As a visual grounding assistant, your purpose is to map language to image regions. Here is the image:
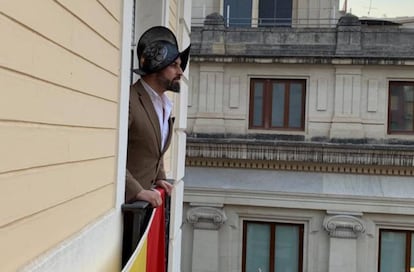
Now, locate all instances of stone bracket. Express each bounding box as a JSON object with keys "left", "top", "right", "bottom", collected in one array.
[
  {"left": 187, "top": 206, "right": 227, "bottom": 230},
  {"left": 323, "top": 214, "right": 365, "bottom": 239}
]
